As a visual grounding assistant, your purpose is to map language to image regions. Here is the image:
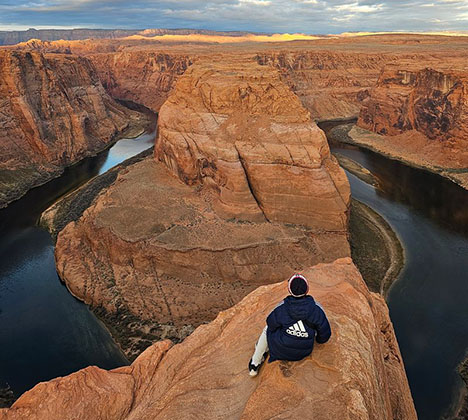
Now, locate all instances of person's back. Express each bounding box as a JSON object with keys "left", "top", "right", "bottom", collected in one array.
[{"left": 249, "top": 274, "right": 331, "bottom": 376}]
